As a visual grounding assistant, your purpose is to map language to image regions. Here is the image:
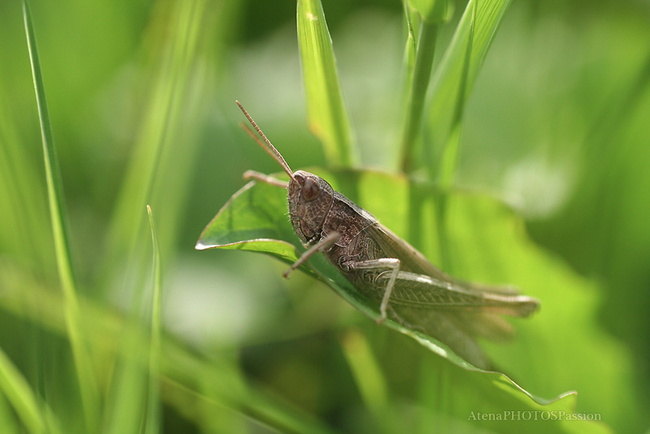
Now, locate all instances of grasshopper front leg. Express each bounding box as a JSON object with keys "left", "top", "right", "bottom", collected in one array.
[
  {"left": 244, "top": 170, "right": 289, "bottom": 188},
  {"left": 345, "top": 258, "right": 401, "bottom": 324},
  {"left": 244, "top": 170, "right": 345, "bottom": 279},
  {"left": 283, "top": 231, "right": 342, "bottom": 278}
]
